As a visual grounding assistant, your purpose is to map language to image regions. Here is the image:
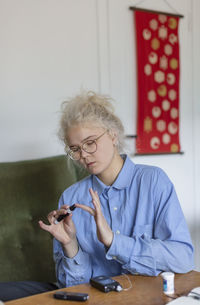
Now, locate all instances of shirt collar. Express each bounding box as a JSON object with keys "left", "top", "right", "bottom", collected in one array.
[
  {"left": 112, "top": 154, "right": 135, "bottom": 190},
  {"left": 92, "top": 154, "right": 135, "bottom": 195}
]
